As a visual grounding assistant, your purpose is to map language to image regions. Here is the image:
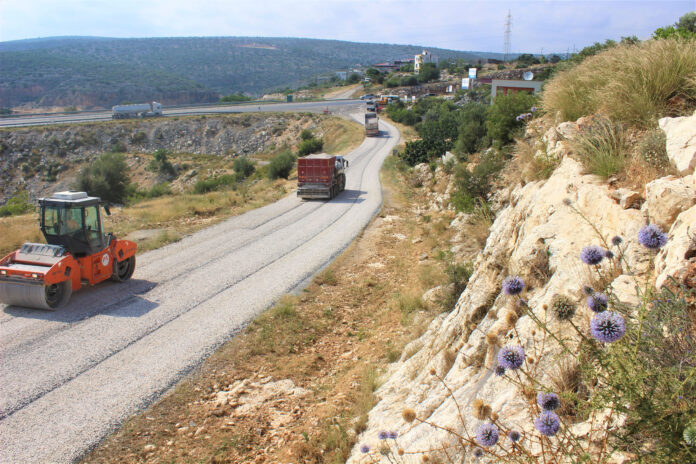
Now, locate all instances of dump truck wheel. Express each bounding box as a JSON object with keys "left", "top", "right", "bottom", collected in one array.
[
  {"left": 111, "top": 256, "right": 136, "bottom": 282},
  {"left": 339, "top": 174, "right": 346, "bottom": 192},
  {"left": 44, "top": 281, "right": 72, "bottom": 309}
]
